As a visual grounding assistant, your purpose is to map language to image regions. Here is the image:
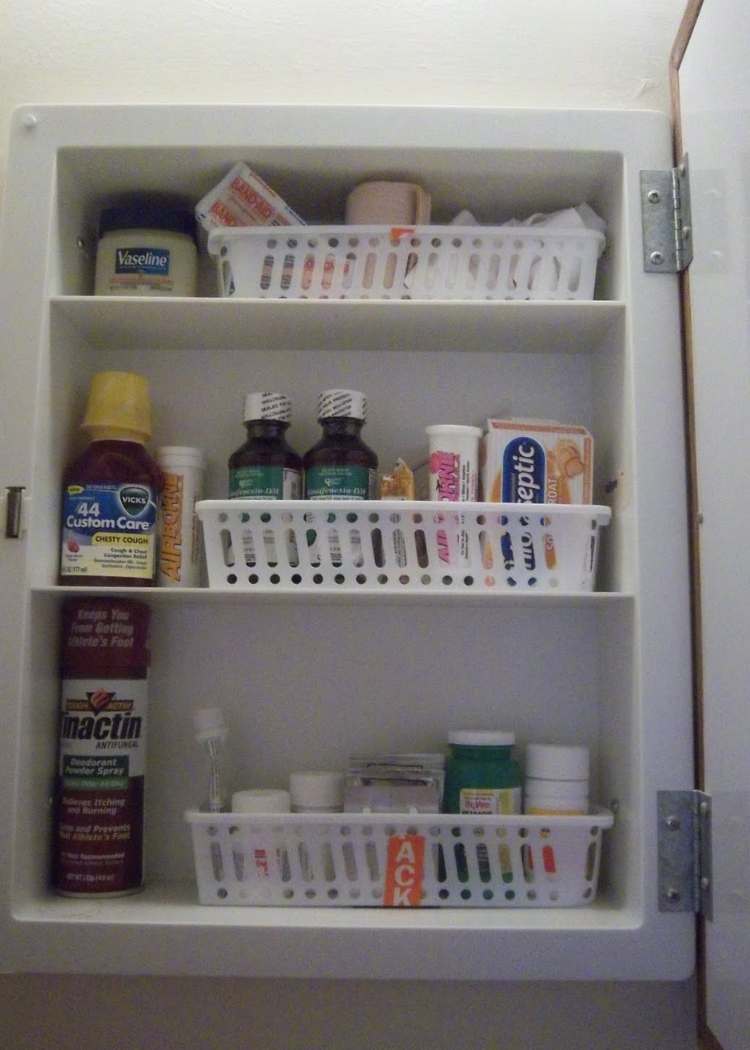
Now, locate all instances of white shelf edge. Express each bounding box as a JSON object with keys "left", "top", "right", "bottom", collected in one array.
[
  {"left": 13, "top": 881, "right": 637, "bottom": 931},
  {"left": 50, "top": 296, "right": 626, "bottom": 354},
  {"left": 32, "top": 586, "right": 634, "bottom": 607}
]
